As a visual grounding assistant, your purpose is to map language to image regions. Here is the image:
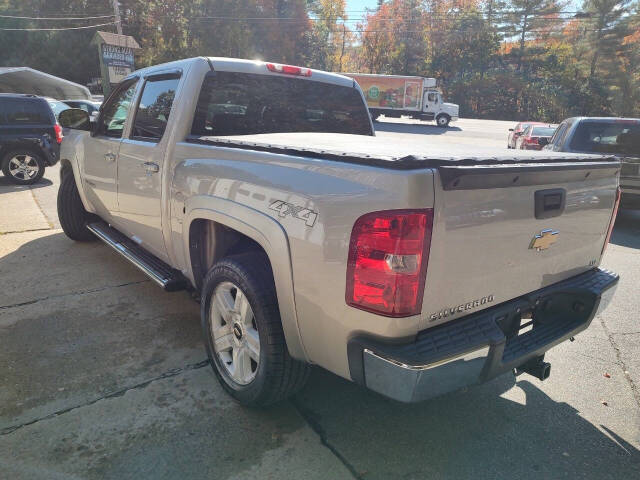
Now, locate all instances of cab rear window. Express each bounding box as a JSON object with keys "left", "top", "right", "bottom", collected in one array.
[
  {"left": 191, "top": 72, "right": 372, "bottom": 136},
  {"left": 570, "top": 121, "right": 640, "bottom": 156}
]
